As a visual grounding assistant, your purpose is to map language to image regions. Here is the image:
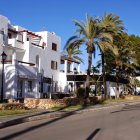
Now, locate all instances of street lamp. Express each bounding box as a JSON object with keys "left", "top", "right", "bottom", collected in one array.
[{"left": 1, "top": 51, "right": 7, "bottom": 102}]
